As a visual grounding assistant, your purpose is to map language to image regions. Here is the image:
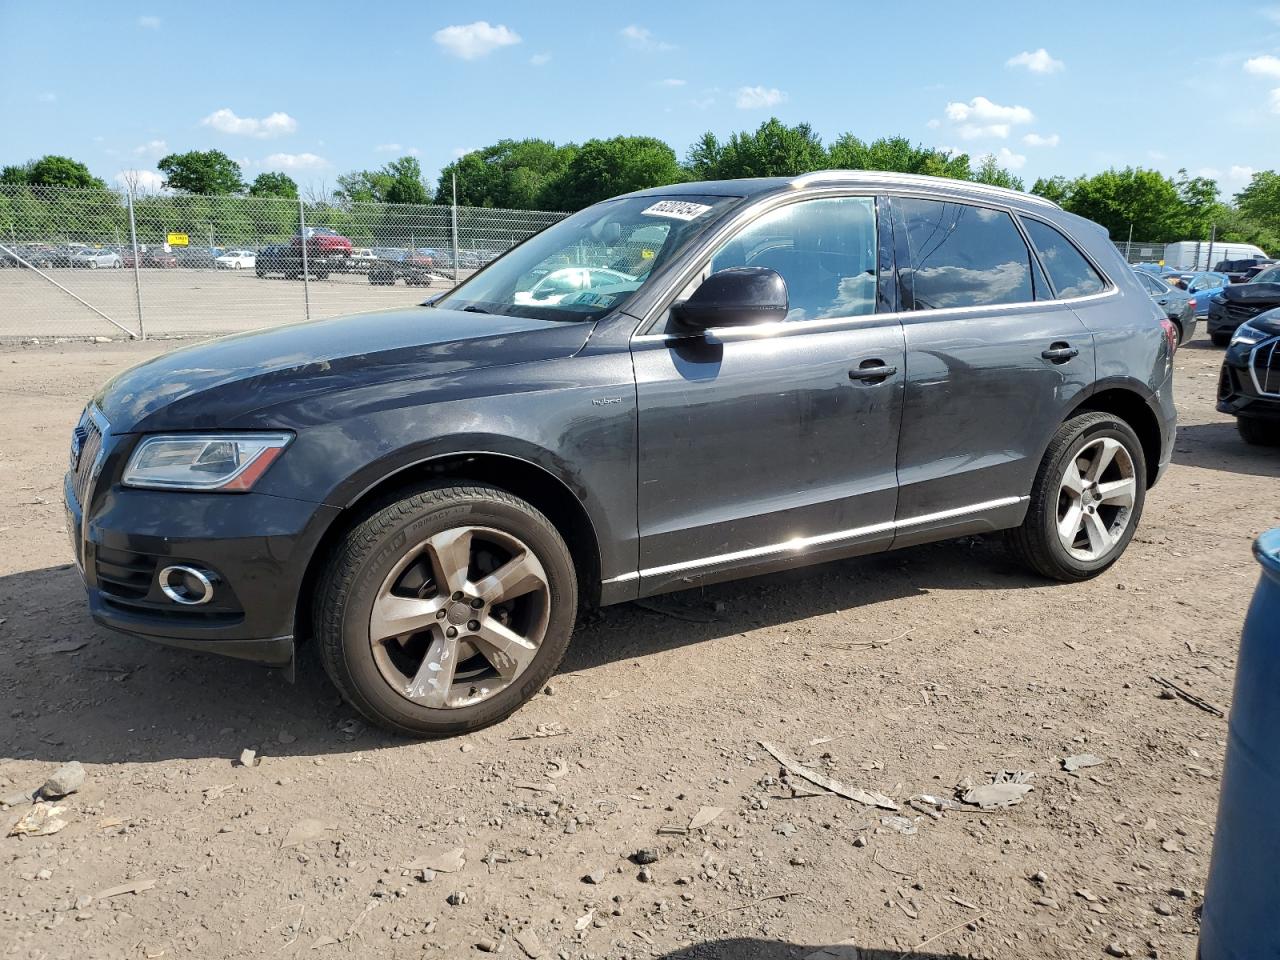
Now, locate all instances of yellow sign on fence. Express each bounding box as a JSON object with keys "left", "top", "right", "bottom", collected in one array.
[{"left": 166, "top": 232, "right": 189, "bottom": 247}]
